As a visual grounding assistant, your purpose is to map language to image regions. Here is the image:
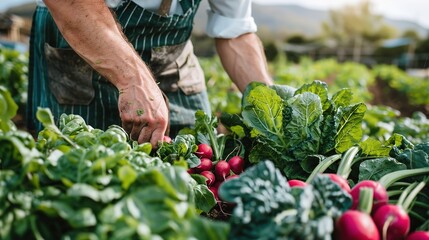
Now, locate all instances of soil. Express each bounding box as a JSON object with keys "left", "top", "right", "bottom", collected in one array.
[
  {"left": 368, "top": 78, "right": 429, "bottom": 117},
  {"left": 202, "top": 202, "right": 235, "bottom": 221}
]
